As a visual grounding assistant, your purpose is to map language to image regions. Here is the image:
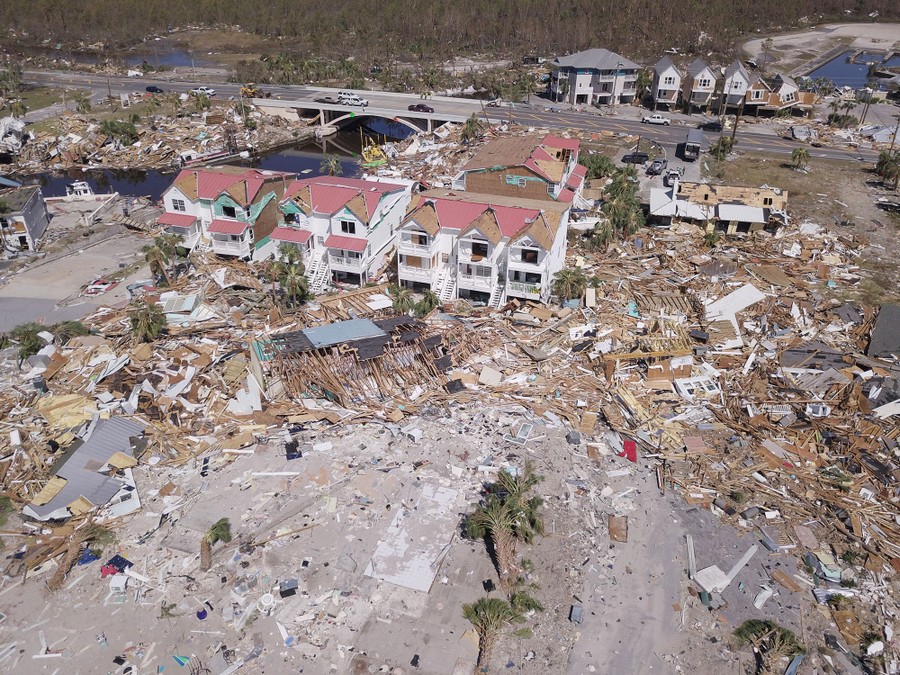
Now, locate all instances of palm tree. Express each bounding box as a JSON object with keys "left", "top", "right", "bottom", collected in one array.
[
  {"left": 143, "top": 243, "right": 171, "bottom": 286},
  {"left": 193, "top": 94, "right": 211, "bottom": 113},
  {"left": 388, "top": 283, "right": 414, "bottom": 314},
  {"left": 169, "top": 93, "right": 183, "bottom": 117},
  {"left": 791, "top": 147, "right": 810, "bottom": 169},
  {"left": 9, "top": 98, "right": 26, "bottom": 118},
  {"left": 319, "top": 154, "right": 343, "bottom": 176},
  {"left": 463, "top": 597, "right": 525, "bottom": 669},
  {"left": 129, "top": 301, "right": 167, "bottom": 344},
  {"left": 586, "top": 222, "right": 615, "bottom": 250},
  {"left": 634, "top": 69, "right": 652, "bottom": 105},
  {"left": 413, "top": 289, "right": 440, "bottom": 317},
  {"left": 582, "top": 153, "right": 615, "bottom": 180},
  {"left": 875, "top": 150, "right": 900, "bottom": 189},
  {"left": 9, "top": 322, "right": 44, "bottom": 364},
  {"left": 460, "top": 113, "right": 481, "bottom": 143},
  {"left": 280, "top": 263, "right": 309, "bottom": 307},
  {"left": 154, "top": 233, "right": 182, "bottom": 273},
  {"left": 52, "top": 320, "right": 89, "bottom": 343},
  {"left": 74, "top": 91, "right": 91, "bottom": 114},
  {"left": 199, "top": 518, "right": 232, "bottom": 572},
  {"left": 552, "top": 267, "right": 587, "bottom": 302},
  {"left": 733, "top": 619, "right": 804, "bottom": 675},
  {"left": 467, "top": 496, "right": 520, "bottom": 582},
  {"left": 603, "top": 198, "right": 644, "bottom": 236},
  {"left": 278, "top": 242, "right": 305, "bottom": 271}
]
